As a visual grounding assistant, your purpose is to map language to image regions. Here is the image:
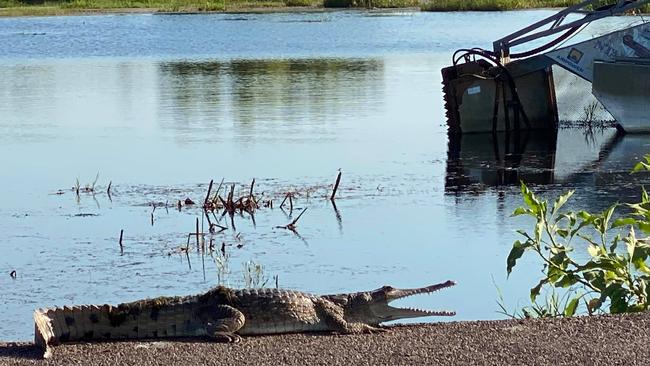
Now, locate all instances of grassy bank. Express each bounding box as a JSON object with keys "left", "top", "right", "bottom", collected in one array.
[
  {"left": 421, "top": 0, "right": 578, "bottom": 12},
  {"left": 1, "top": 0, "right": 644, "bottom": 16},
  {"left": 421, "top": 0, "right": 649, "bottom": 12},
  {"left": 0, "top": 0, "right": 316, "bottom": 16}
]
